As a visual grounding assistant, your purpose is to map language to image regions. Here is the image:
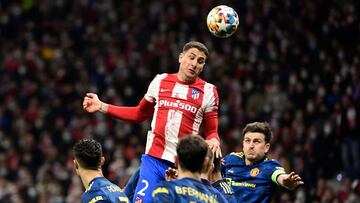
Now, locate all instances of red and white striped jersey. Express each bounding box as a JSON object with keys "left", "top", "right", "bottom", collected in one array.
[{"left": 144, "top": 73, "right": 219, "bottom": 163}]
